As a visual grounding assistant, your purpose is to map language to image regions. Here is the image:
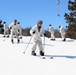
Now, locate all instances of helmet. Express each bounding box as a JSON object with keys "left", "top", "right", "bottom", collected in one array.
[
  {"left": 59, "top": 26, "right": 61, "bottom": 28},
  {"left": 37, "top": 20, "right": 43, "bottom": 24},
  {"left": 3, "top": 22, "right": 6, "bottom": 24},
  {"left": 14, "top": 19, "right": 17, "bottom": 22},
  {"left": 49, "top": 24, "right": 52, "bottom": 26}
]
